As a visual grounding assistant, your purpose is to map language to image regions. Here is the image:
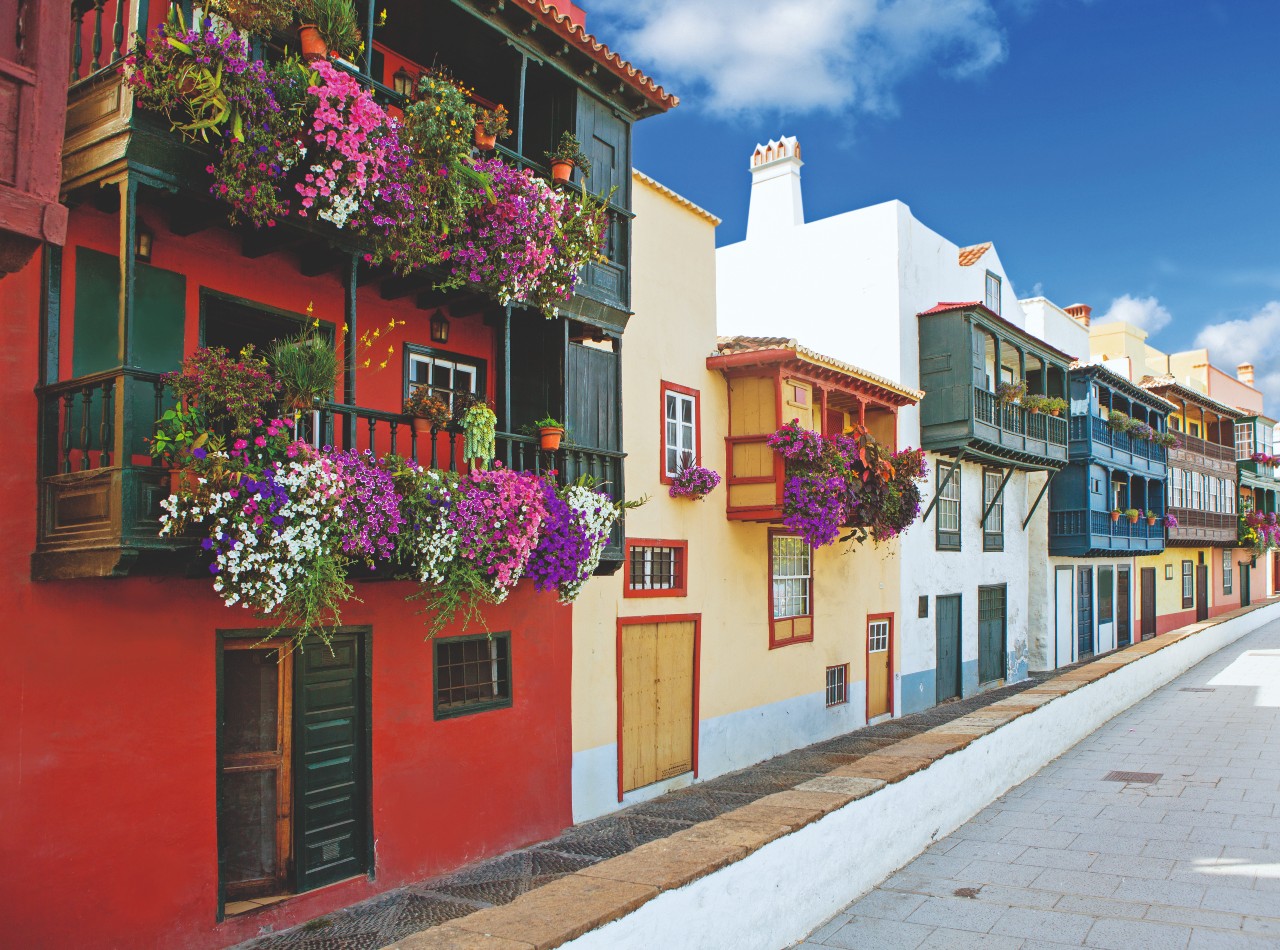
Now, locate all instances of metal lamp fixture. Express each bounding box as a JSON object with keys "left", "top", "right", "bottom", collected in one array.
[
  {"left": 392, "top": 67, "right": 413, "bottom": 98},
  {"left": 135, "top": 224, "right": 153, "bottom": 263},
  {"left": 430, "top": 312, "right": 449, "bottom": 344}
]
